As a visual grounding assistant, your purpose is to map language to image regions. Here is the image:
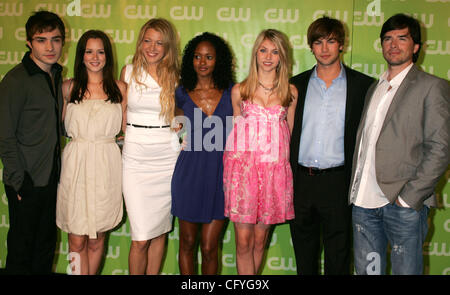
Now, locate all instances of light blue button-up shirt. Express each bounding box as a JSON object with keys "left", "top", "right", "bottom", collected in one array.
[{"left": 298, "top": 64, "right": 347, "bottom": 169}]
